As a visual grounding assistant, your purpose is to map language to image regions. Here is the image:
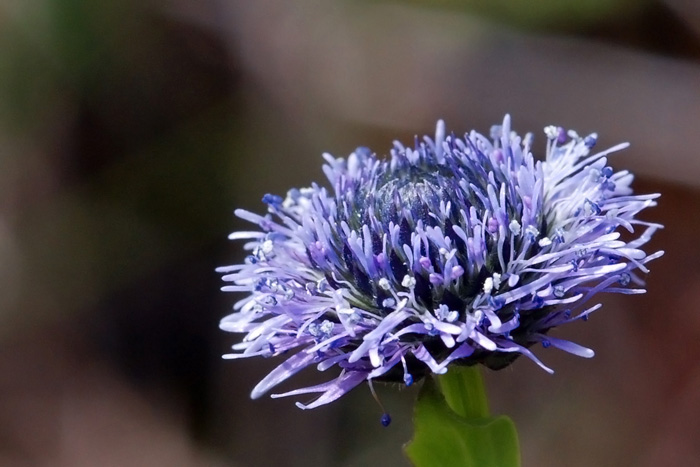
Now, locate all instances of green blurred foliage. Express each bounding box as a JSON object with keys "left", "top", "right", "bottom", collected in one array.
[
  {"left": 383, "top": 0, "right": 650, "bottom": 30},
  {"left": 0, "top": 0, "right": 240, "bottom": 336},
  {"left": 0, "top": 0, "right": 124, "bottom": 132}
]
